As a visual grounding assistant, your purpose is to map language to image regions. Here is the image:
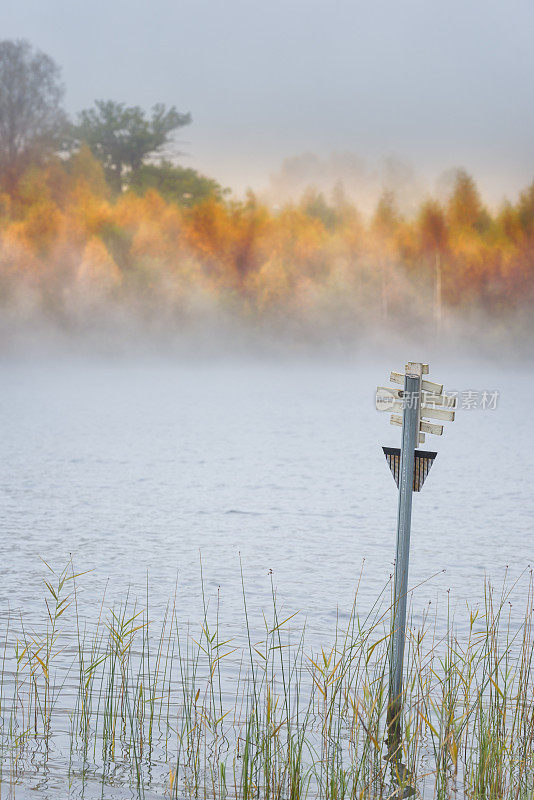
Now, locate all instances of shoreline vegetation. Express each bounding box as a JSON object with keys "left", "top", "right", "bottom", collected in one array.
[{"left": 1, "top": 562, "right": 532, "bottom": 799}]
